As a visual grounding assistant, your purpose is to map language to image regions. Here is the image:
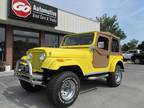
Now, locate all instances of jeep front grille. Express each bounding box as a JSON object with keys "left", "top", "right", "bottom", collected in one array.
[{"left": 32, "top": 52, "right": 41, "bottom": 70}]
